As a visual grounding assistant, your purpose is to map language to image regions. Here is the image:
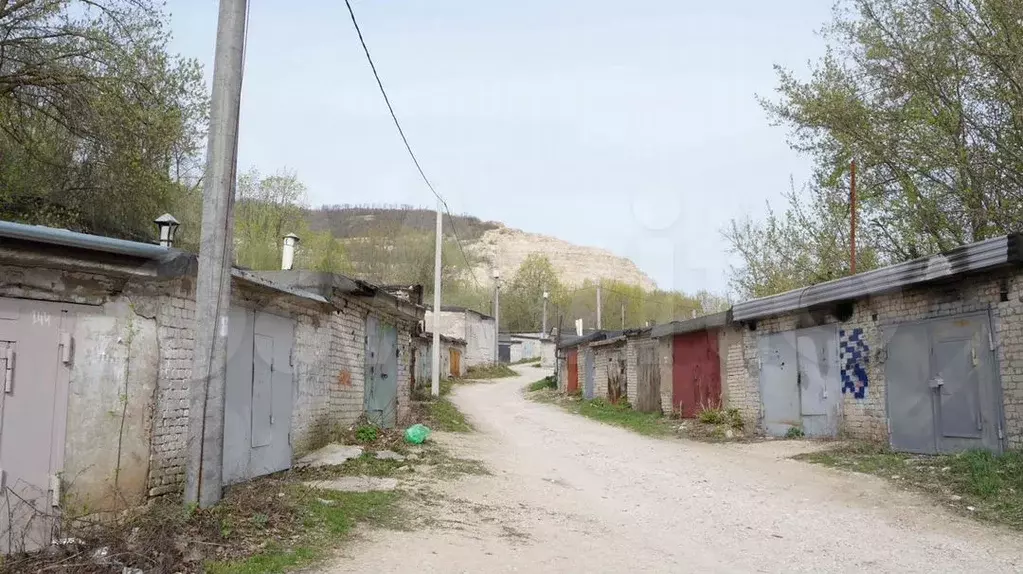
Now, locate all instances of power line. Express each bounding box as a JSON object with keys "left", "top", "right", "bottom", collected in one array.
[{"left": 342, "top": 0, "right": 484, "bottom": 291}]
